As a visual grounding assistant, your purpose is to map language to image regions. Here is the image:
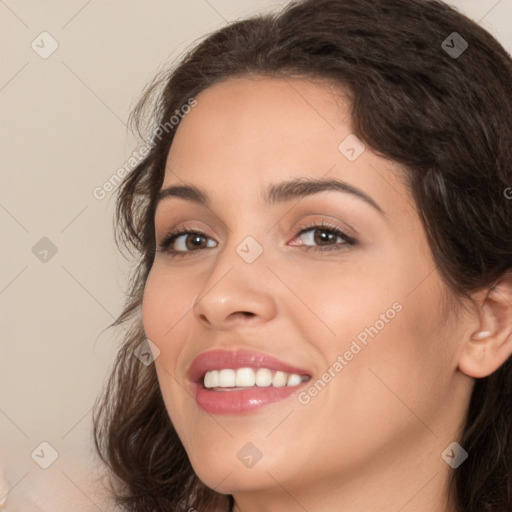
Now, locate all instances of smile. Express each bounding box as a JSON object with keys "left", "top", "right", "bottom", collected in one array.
[{"left": 188, "top": 349, "right": 312, "bottom": 414}]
